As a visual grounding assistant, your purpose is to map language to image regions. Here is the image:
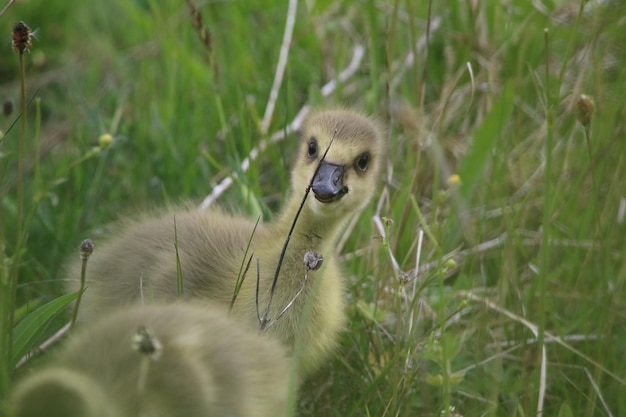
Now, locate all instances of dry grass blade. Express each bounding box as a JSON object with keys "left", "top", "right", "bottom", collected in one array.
[
  {"left": 259, "top": 130, "right": 337, "bottom": 329},
  {"left": 462, "top": 291, "right": 626, "bottom": 387},
  {"left": 185, "top": 0, "right": 218, "bottom": 81},
  {"left": 0, "top": 0, "right": 16, "bottom": 17}
]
